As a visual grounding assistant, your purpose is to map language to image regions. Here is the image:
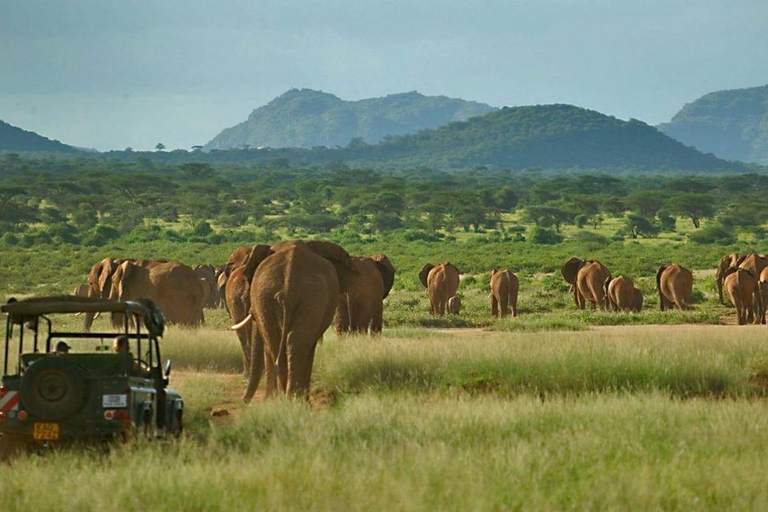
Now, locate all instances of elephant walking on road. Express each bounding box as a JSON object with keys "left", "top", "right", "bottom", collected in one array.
[
  {"left": 419, "top": 263, "right": 460, "bottom": 315},
  {"left": 657, "top": 264, "right": 693, "bottom": 311},
  {"left": 238, "top": 240, "right": 356, "bottom": 401},
  {"left": 490, "top": 269, "right": 519, "bottom": 318}
]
